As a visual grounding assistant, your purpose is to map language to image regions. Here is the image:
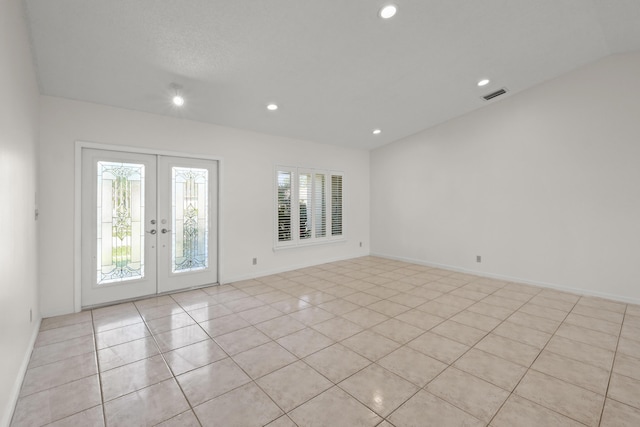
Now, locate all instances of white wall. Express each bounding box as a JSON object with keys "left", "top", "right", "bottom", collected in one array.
[
  {"left": 38, "top": 97, "right": 370, "bottom": 316},
  {"left": 0, "top": 0, "right": 41, "bottom": 424},
  {"left": 371, "top": 53, "right": 640, "bottom": 303}
]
